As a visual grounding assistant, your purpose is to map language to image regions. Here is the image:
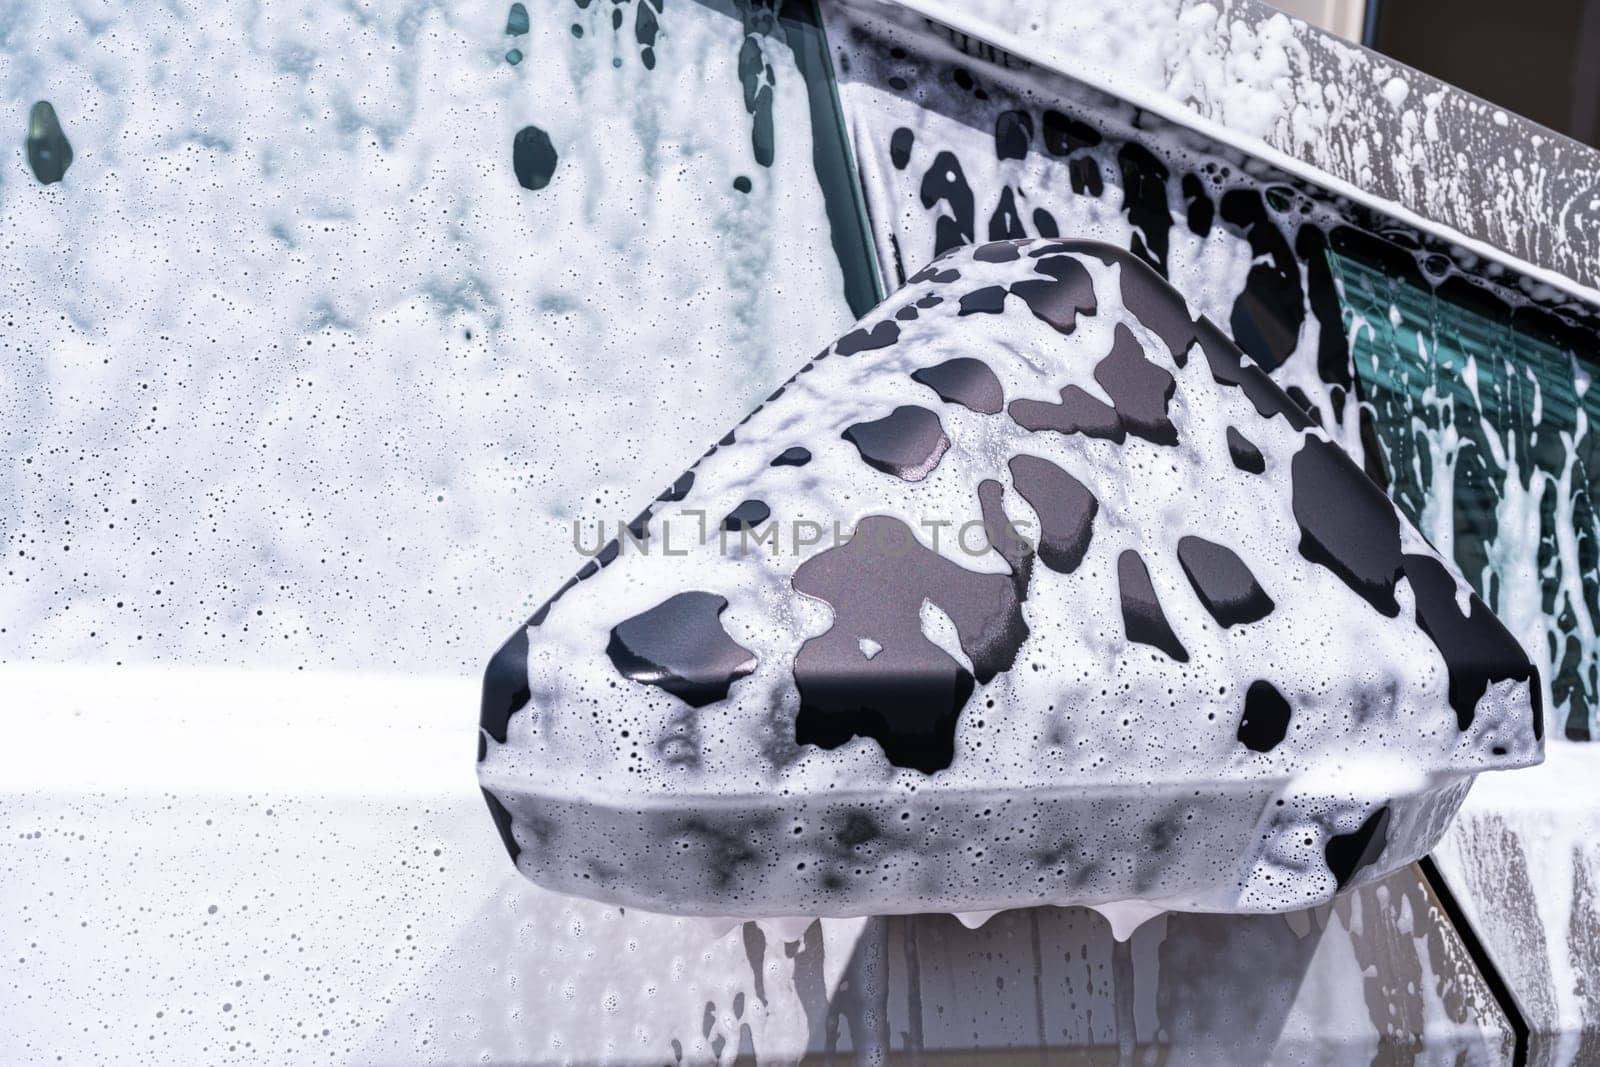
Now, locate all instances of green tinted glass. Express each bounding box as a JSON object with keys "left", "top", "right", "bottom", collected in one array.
[{"left": 1334, "top": 252, "right": 1600, "bottom": 740}]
